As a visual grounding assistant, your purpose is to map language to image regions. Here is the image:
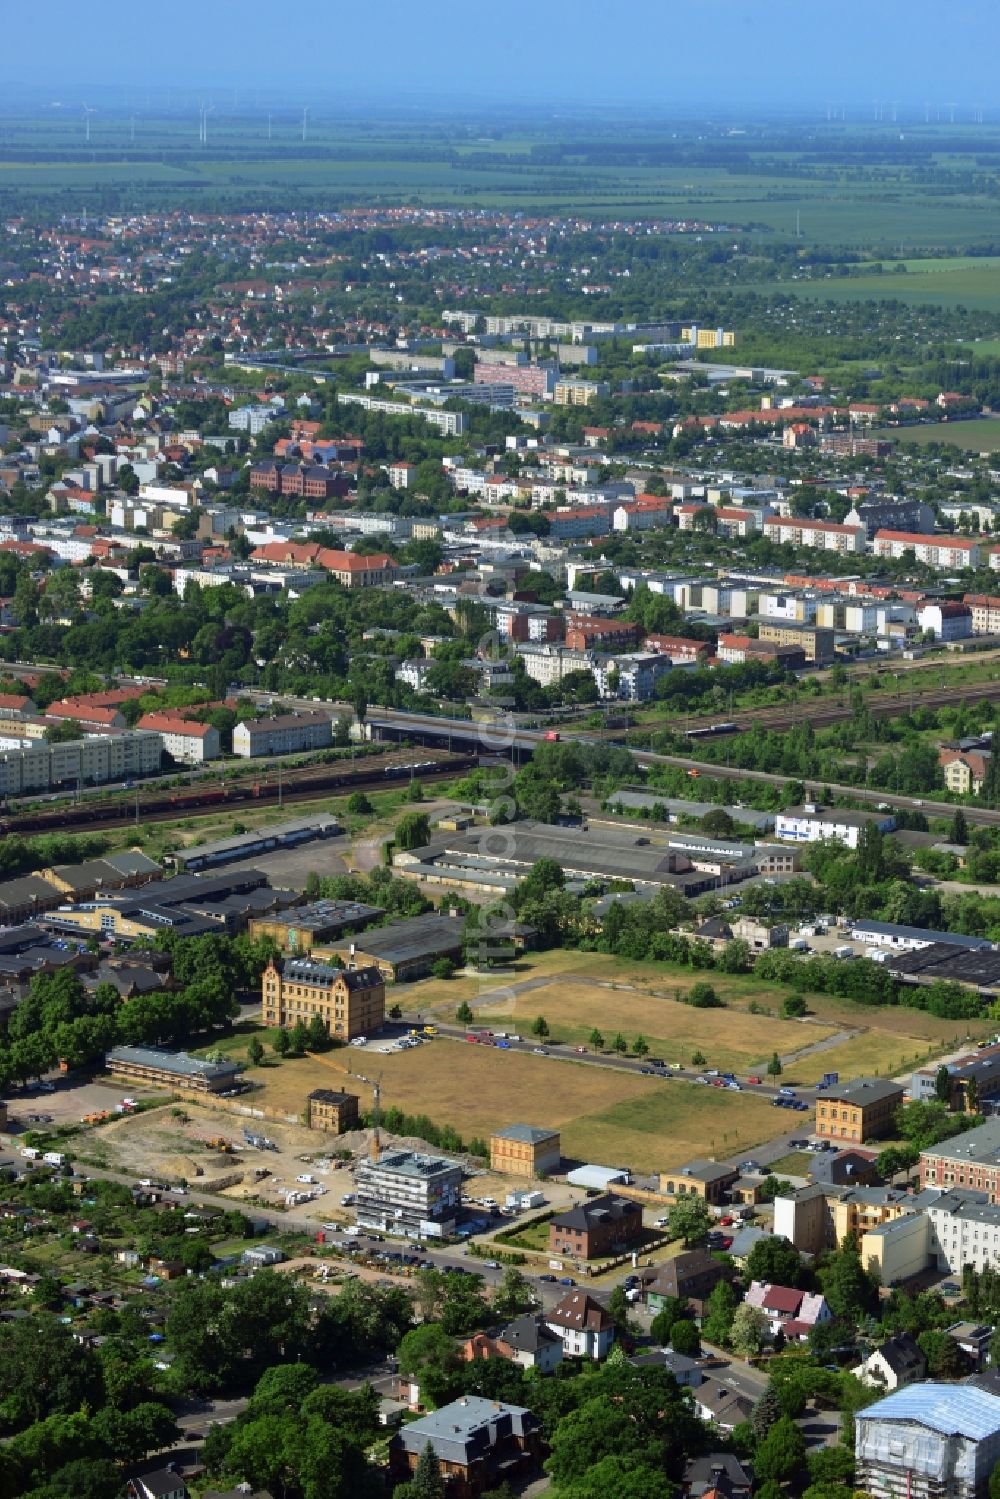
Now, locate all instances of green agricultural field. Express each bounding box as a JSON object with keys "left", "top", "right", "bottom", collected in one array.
[
  {"left": 875, "top": 417, "right": 1000, "bottom": 451},
  {"left": 756, "top": 260, "right": 1000, "bottom": 313},
  {"left": 3, "top": 106, "right": 1000, "bottom": 247}
]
